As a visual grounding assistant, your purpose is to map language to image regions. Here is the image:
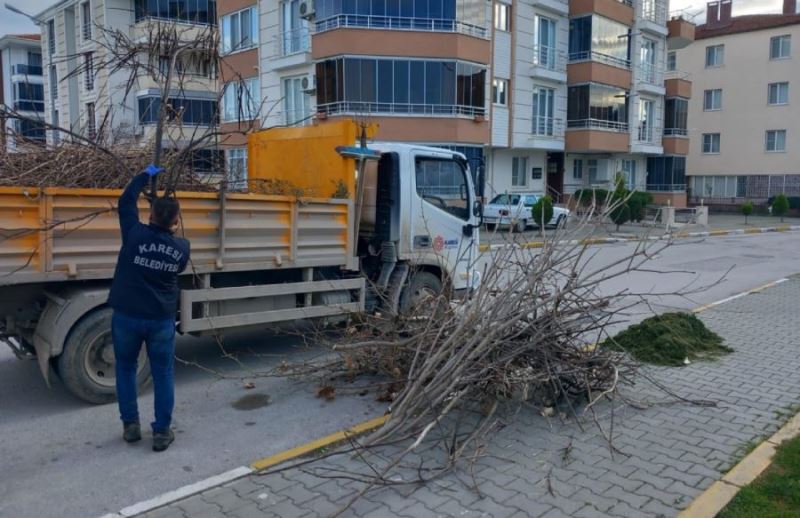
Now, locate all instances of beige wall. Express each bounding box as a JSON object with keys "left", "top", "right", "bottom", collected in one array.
[{"left": 678, "top": 24, "right": 800, "bottom": 177}]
